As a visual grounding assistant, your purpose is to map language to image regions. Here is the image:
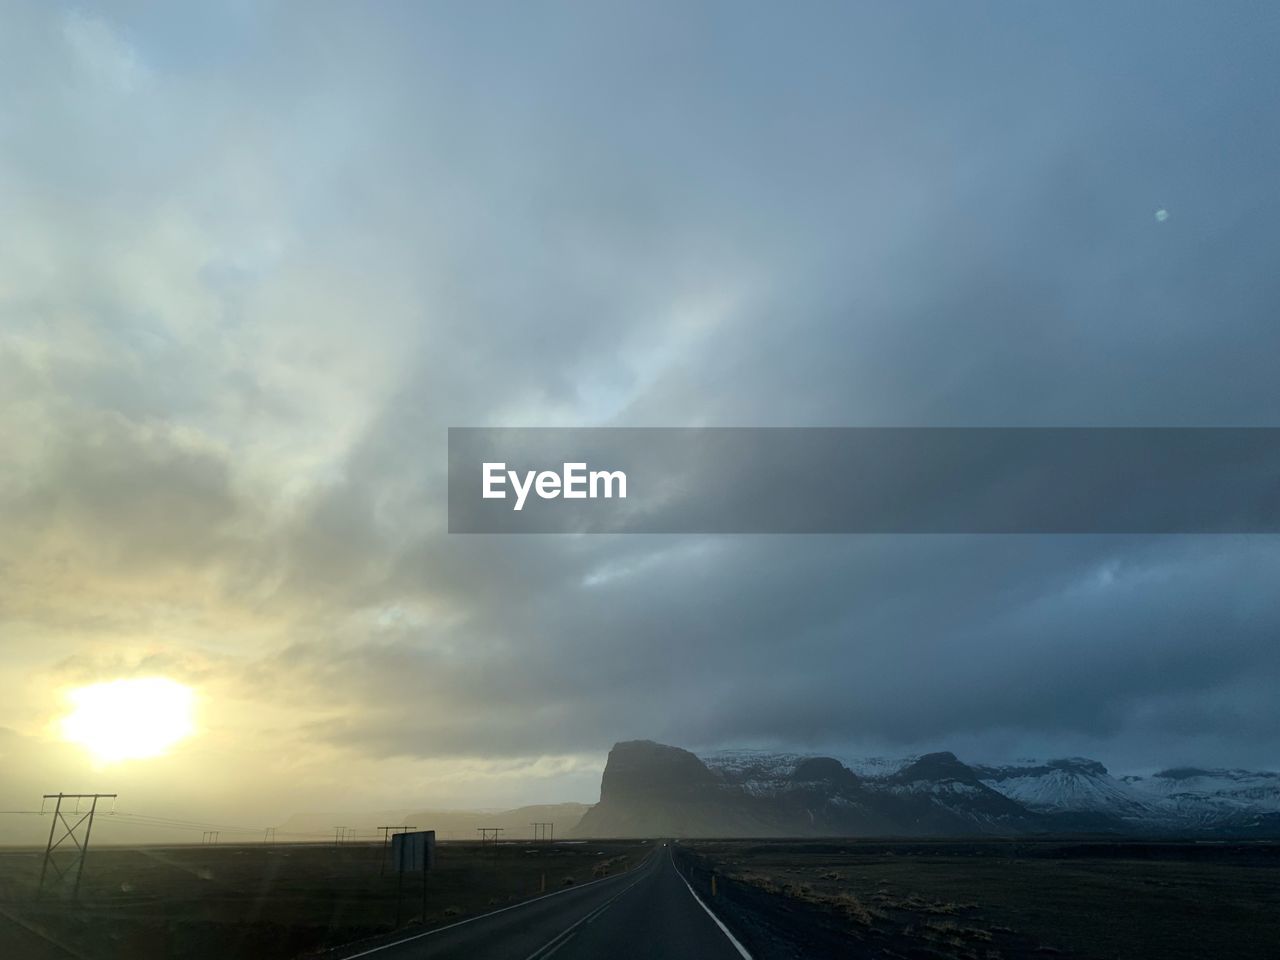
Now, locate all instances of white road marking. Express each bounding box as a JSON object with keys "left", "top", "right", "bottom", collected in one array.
[
  {"left": 523, "top": 869, "right": 650, "bottom": 960},
  {"left": 541, "top": 933, "right": 574, "bottom": 960},
  {"left": 673, "top": 852, "right": 753, "bottom": 960},
  {"left": 338, "top": 847, "right": 656, "bottom": 959}
]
